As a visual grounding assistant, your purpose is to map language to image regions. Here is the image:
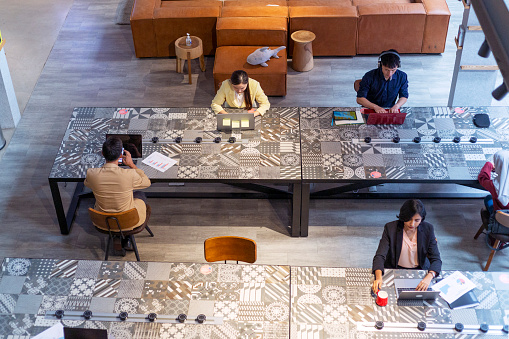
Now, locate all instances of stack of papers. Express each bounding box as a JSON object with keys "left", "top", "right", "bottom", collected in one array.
[
  {"left": 142, "top": 152, "right": 177, "bottom": 172},
  {"left": 431, "top": 271, "right": 476, "bottom": 305}
]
